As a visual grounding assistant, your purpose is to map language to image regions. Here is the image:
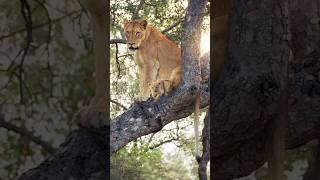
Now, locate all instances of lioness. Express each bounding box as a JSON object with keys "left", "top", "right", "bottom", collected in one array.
[{"left": 123, "top": 19, "right": 181, "bottom": 100}]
